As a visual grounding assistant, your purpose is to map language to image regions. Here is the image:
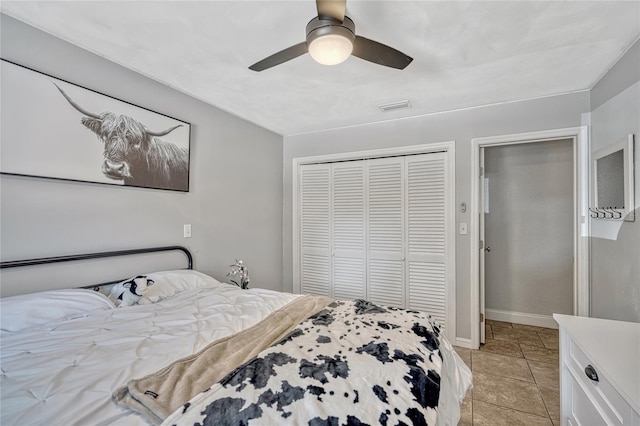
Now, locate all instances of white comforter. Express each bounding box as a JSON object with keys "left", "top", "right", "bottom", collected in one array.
[
  {"left": 1, "top": 277, "right": 300, "bottom": 425},
  {"left": 1, "top": 271, "right": 471, "bottom": 426}
]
